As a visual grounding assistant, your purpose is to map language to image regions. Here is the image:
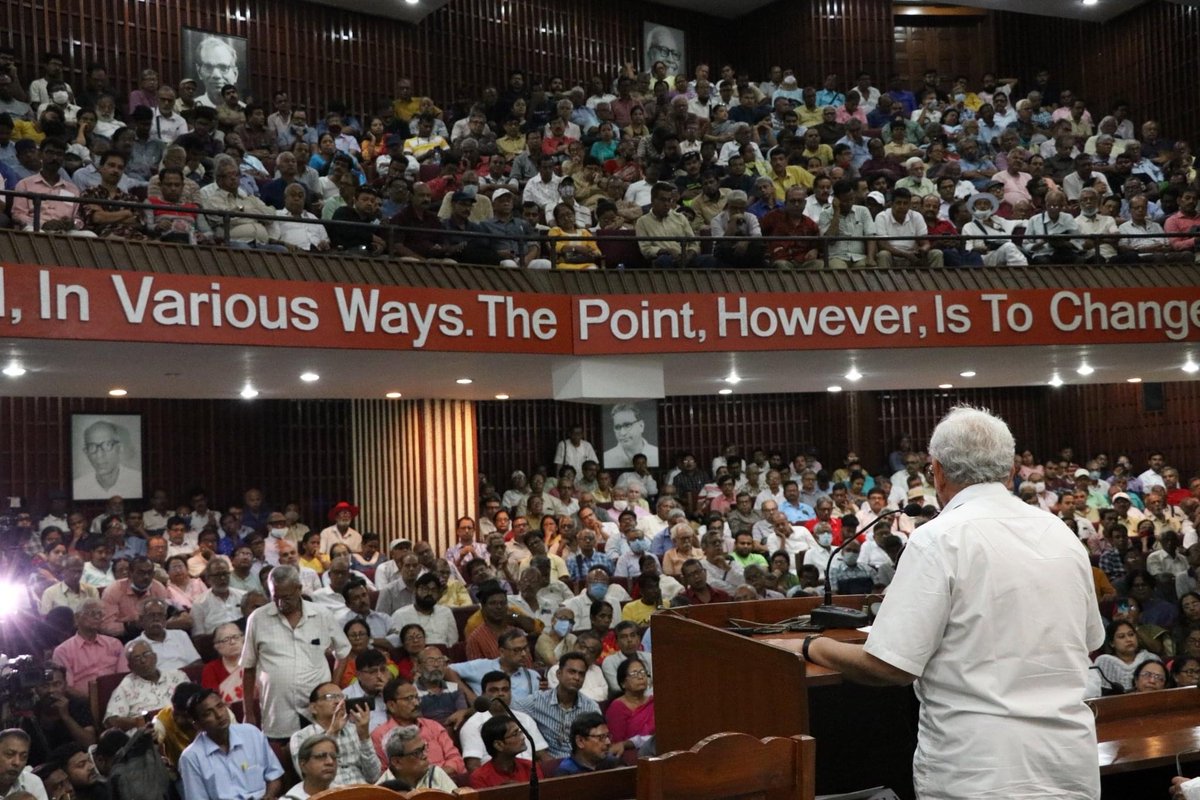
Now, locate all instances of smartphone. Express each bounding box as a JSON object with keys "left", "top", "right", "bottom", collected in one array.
[{"left": 345, "top": 697, "right": 372, "bottom": 714}]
